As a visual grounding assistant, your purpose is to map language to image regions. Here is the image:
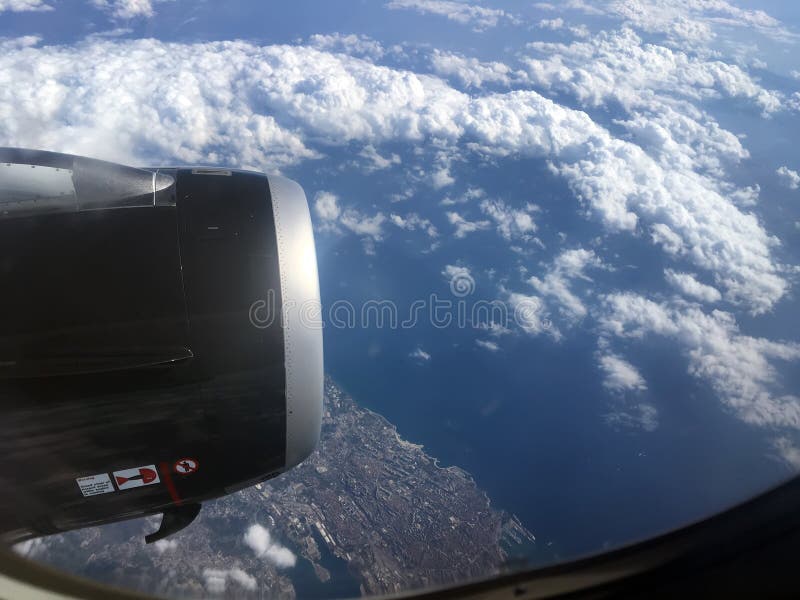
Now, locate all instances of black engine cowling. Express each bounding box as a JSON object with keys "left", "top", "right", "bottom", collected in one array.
[{"left": 0, "top": 148, "right": 323, "bottom": 542}]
